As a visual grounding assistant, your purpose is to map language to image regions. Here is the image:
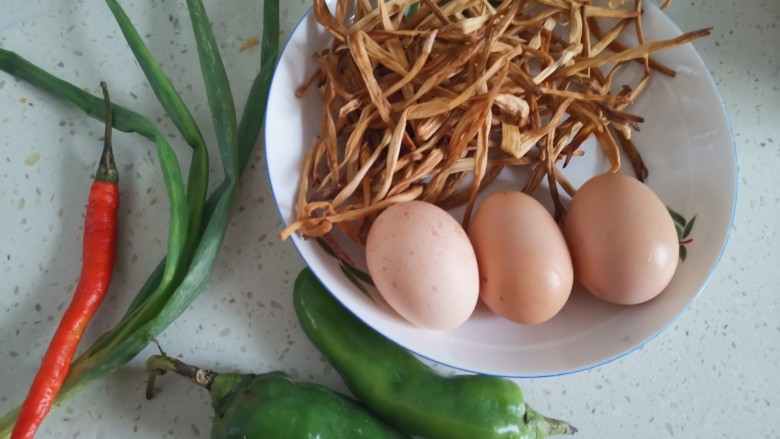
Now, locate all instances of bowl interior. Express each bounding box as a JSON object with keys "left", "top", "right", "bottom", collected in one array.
[{"left": 264, "top": 3, "right": 736, "bottom": 377}]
